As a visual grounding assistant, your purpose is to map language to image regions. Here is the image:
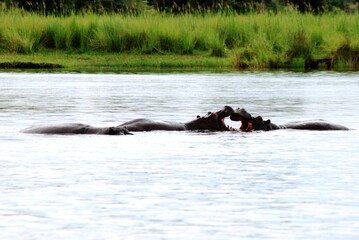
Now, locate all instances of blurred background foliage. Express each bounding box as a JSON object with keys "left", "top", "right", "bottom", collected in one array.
[{"left": 1, "top": 0, "right": 358, "bottom": 15}]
